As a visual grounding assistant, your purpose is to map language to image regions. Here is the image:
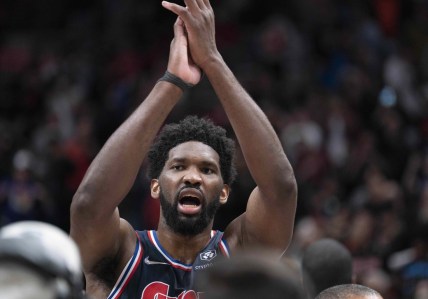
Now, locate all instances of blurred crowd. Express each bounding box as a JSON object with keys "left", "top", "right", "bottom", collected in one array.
[{"left": 1, "top": 0, "right": 428, "bottom": 298}]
